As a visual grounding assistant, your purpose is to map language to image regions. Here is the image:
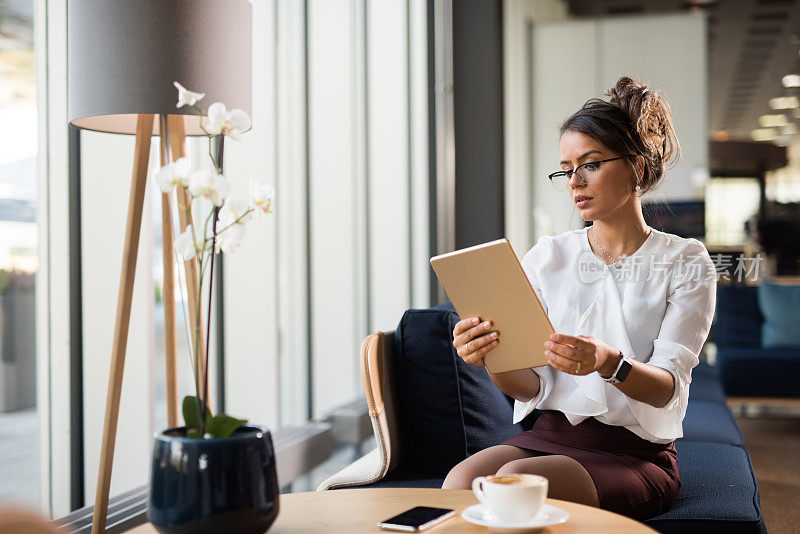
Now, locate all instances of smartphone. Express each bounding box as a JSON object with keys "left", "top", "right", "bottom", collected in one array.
[{"left": 378, "top": 506, "right": 456, "bottom": 532}]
